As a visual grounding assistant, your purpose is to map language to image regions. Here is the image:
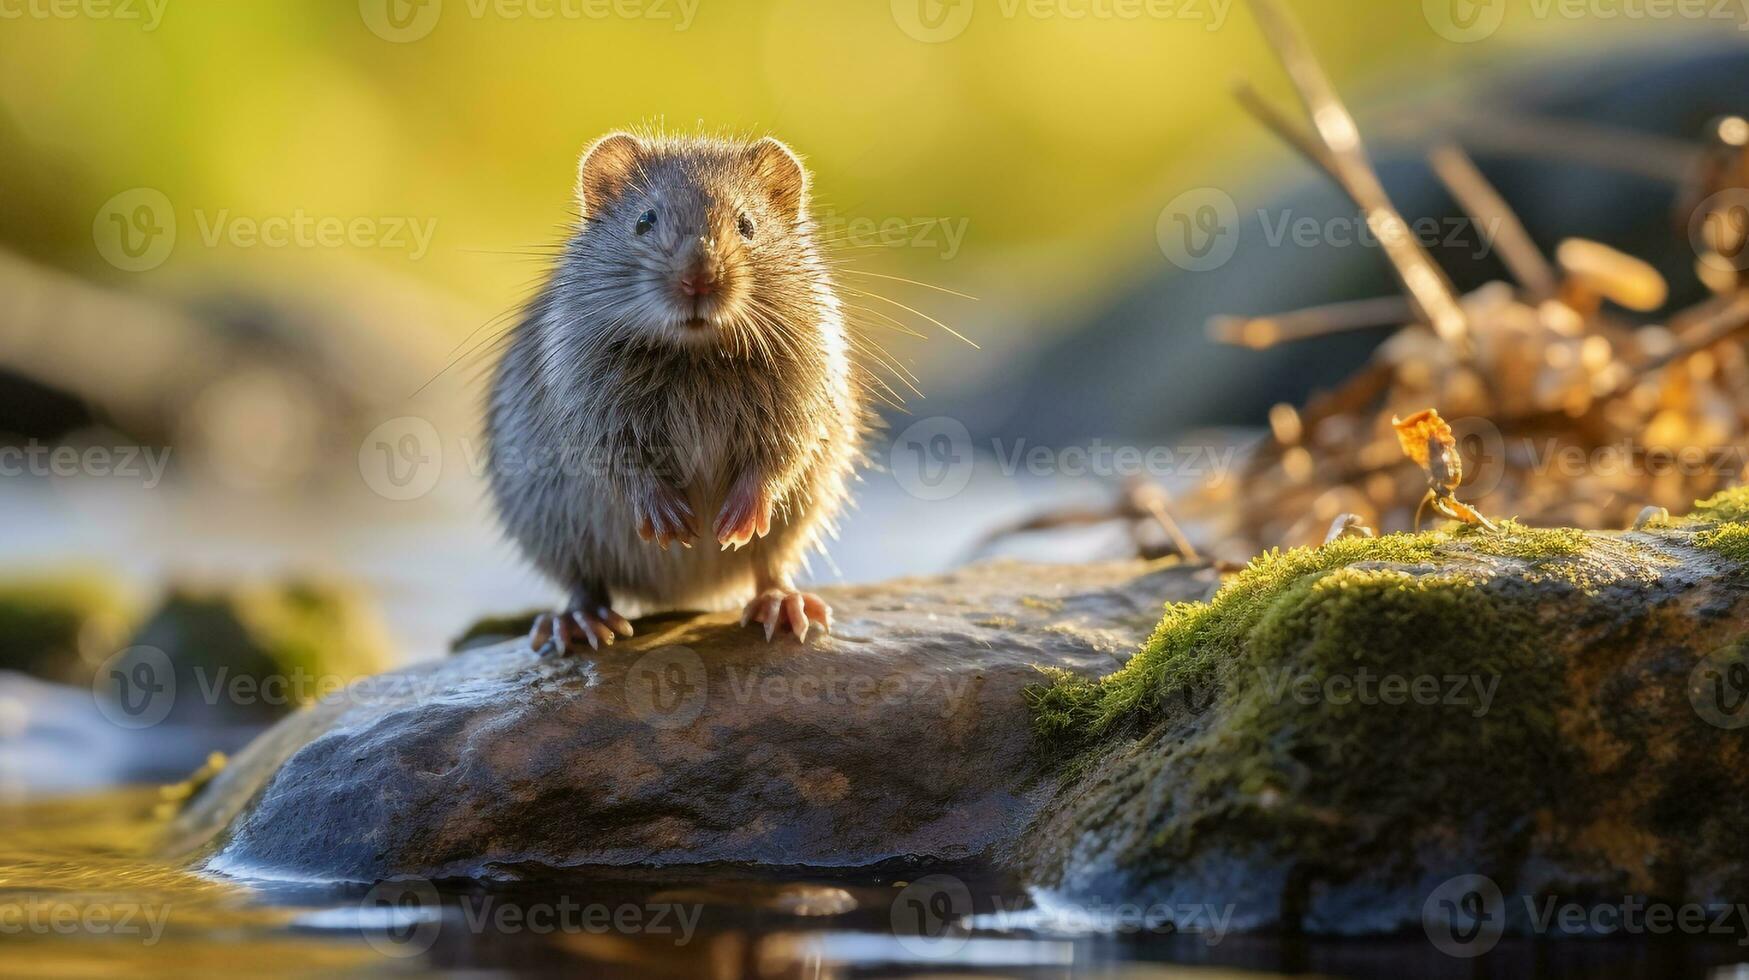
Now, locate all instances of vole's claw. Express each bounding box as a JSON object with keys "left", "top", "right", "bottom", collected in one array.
[
  {"left": 600, "top": 608, "right": 634, "bottom": 637},
  {"left": 715, "top": 477, "right": 772, "bottom": 551},
  {"left": 741, "top": 588, "right": 832, "bottom": 643},
  {"left": 572, "top": 611, "right": 613, "bottom": 649},
  {"left": 530, "top": 606, "right": 632, "bottom": 655},
  {"left": 536, "top": 612, "right": 573, "bottom": 655},
  {"left": 636, "top": 486, "right": 697, "bottom": 550},
  {"left": 530, "top": 613, "right": 555, "bottom": 652},
  {"left": 783, "top": 593, "right": 808, "bottom": 643}
]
